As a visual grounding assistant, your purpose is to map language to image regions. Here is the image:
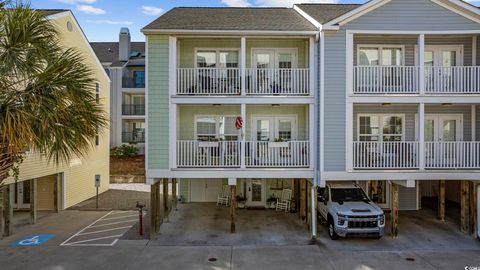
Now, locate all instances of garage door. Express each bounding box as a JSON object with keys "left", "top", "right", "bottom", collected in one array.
[{"left": 190, "top": 179, "right": 223, "bottom": 202}]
